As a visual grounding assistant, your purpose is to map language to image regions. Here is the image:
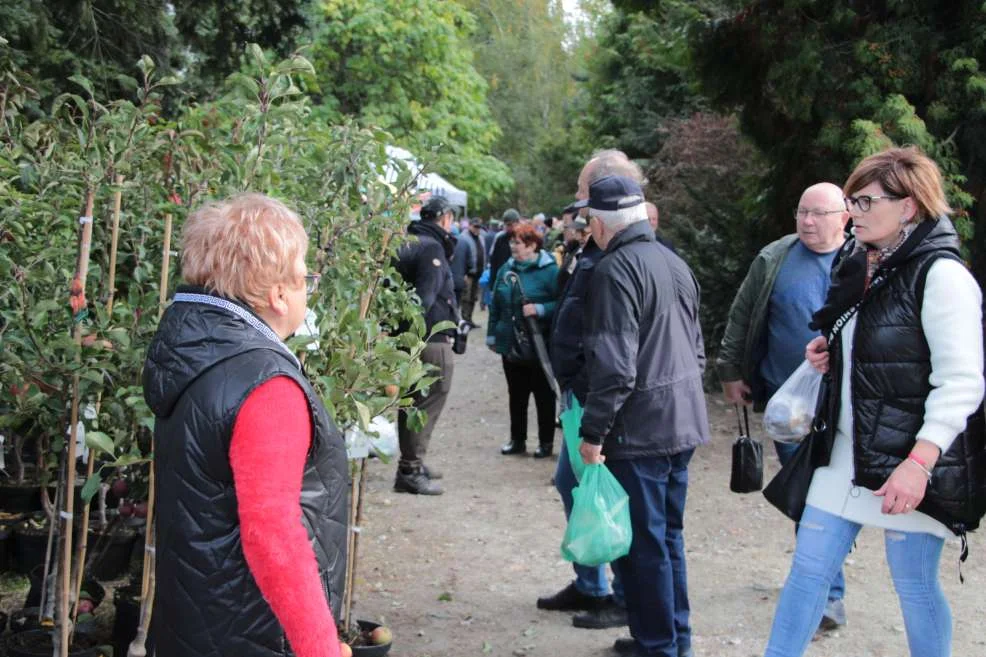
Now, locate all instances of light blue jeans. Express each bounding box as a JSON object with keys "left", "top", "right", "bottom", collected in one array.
[
  {"left": 764, "top": 505, "right": 951, "bottom": 657},
  {"left": 774, "top": 440, "right": 845, "bottom": 604}
]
